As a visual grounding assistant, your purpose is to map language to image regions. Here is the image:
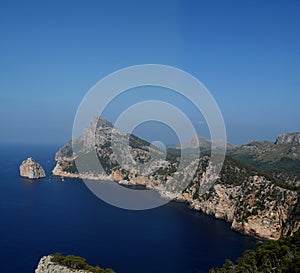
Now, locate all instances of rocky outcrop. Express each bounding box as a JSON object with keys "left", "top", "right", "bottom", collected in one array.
[
  {"left": 275, "top": 132, "right": 300, "bottom": 145},
  {"left": 35, "top": 255, "right": 90, "bottom": 273},
  {"left": 19, "top": 157, "right": 46, "bottom": 179},
  {"left": 35, "top": 254, "right": 115, "bottom": 273}
]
